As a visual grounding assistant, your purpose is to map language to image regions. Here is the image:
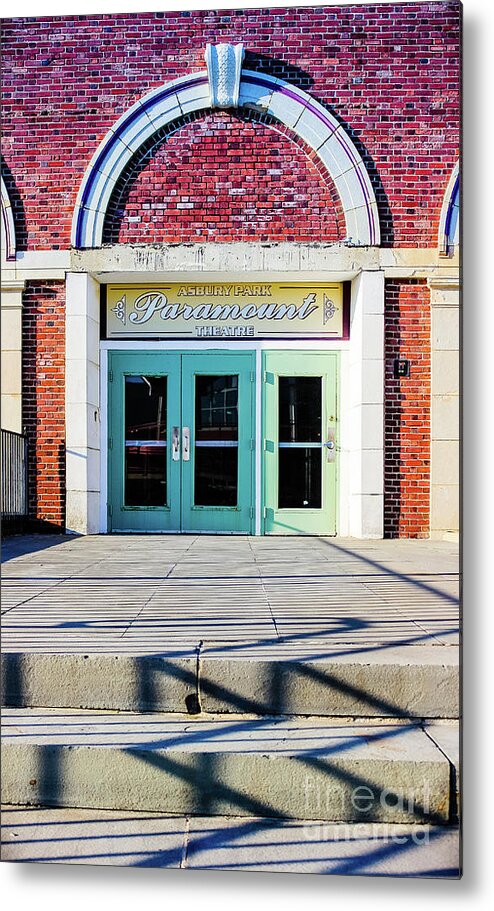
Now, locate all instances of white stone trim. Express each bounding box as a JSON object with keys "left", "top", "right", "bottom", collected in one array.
[
  {"left": 428, "top": 279, "right": 460, "bottom": 539},
  {"left": 68, "top": 242, "right": 460, "bottom": 283},
  {"left": 205, "top": 43, "right": 245, "bottom": 108},
  {"left": 1, "top": 176, "right": 16, "bottom": 262},
  {"left": 71, "top": 69, "right": 380, "bottom": 249},
  {"left": 65, "top": 272, "right": 101, "bottom": 534},
  {"left": 339, "top": 271, "right": 385, "bottom": 538},
  {"left": 2, "top": 243, "right": 459, "bottom": 289},
  {"left": 439, "top": 162, "right": 460, "bottom": 256},
  {"left": 1, "top": 279, "right": 25, "bottom": 434},
  {"left": 99, "top": 347, "right": 108, "bottom": 534}
]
